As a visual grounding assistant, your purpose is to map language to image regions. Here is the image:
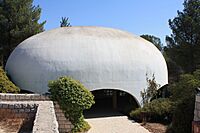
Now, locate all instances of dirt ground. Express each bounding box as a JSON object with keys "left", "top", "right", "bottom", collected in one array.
[
  {"left": 0, "top": 118, "right": 34, "bottom": 133},
  {"left": 0, "top": 119, "right": 23, "bottom": 133},
  {"left": 141, "top": 123, "right": 167, "bottom": 133}
]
